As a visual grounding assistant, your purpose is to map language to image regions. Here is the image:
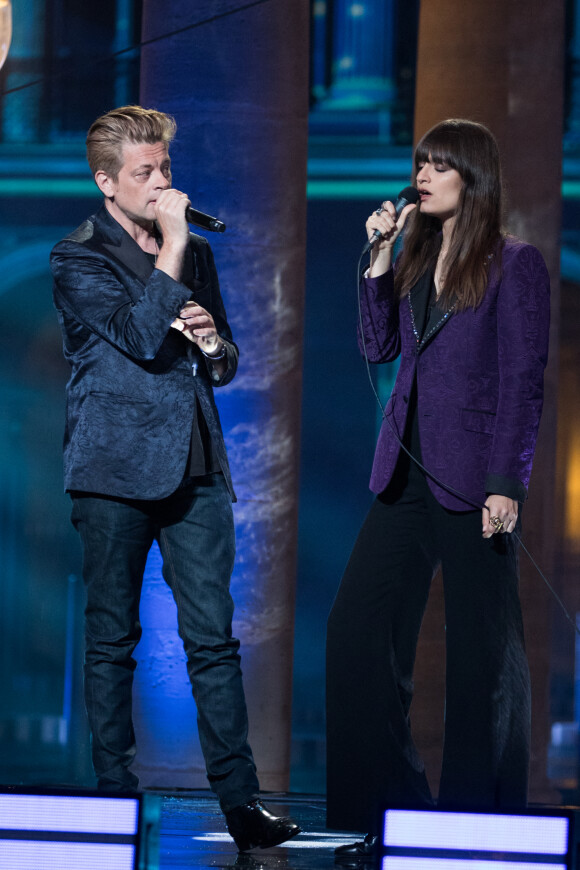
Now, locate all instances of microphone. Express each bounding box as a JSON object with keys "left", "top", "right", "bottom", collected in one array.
[
  {"left": 362, "top": 185, "right": 419, "bottom": 253},
  {"left": 185, "top": 205, "right": 226, "bottom": 233}
]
